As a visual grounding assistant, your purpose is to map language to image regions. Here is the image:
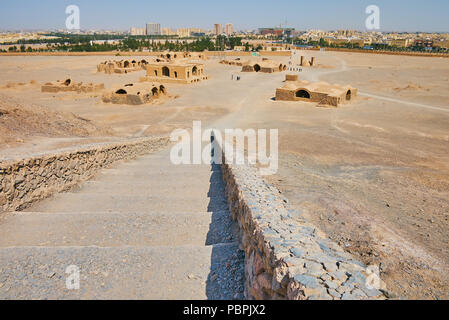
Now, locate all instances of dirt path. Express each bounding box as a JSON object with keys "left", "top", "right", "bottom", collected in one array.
[{"left": 358, "top": 92, "right": 449, "bottom": 113}]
